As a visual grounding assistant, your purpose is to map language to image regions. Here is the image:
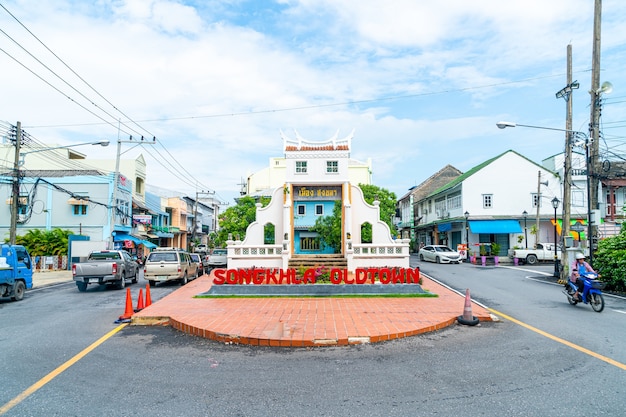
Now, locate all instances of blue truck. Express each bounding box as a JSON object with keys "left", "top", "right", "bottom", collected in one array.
[{"left": 0, "top": 244, "right": 34, "bottom": 301}]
